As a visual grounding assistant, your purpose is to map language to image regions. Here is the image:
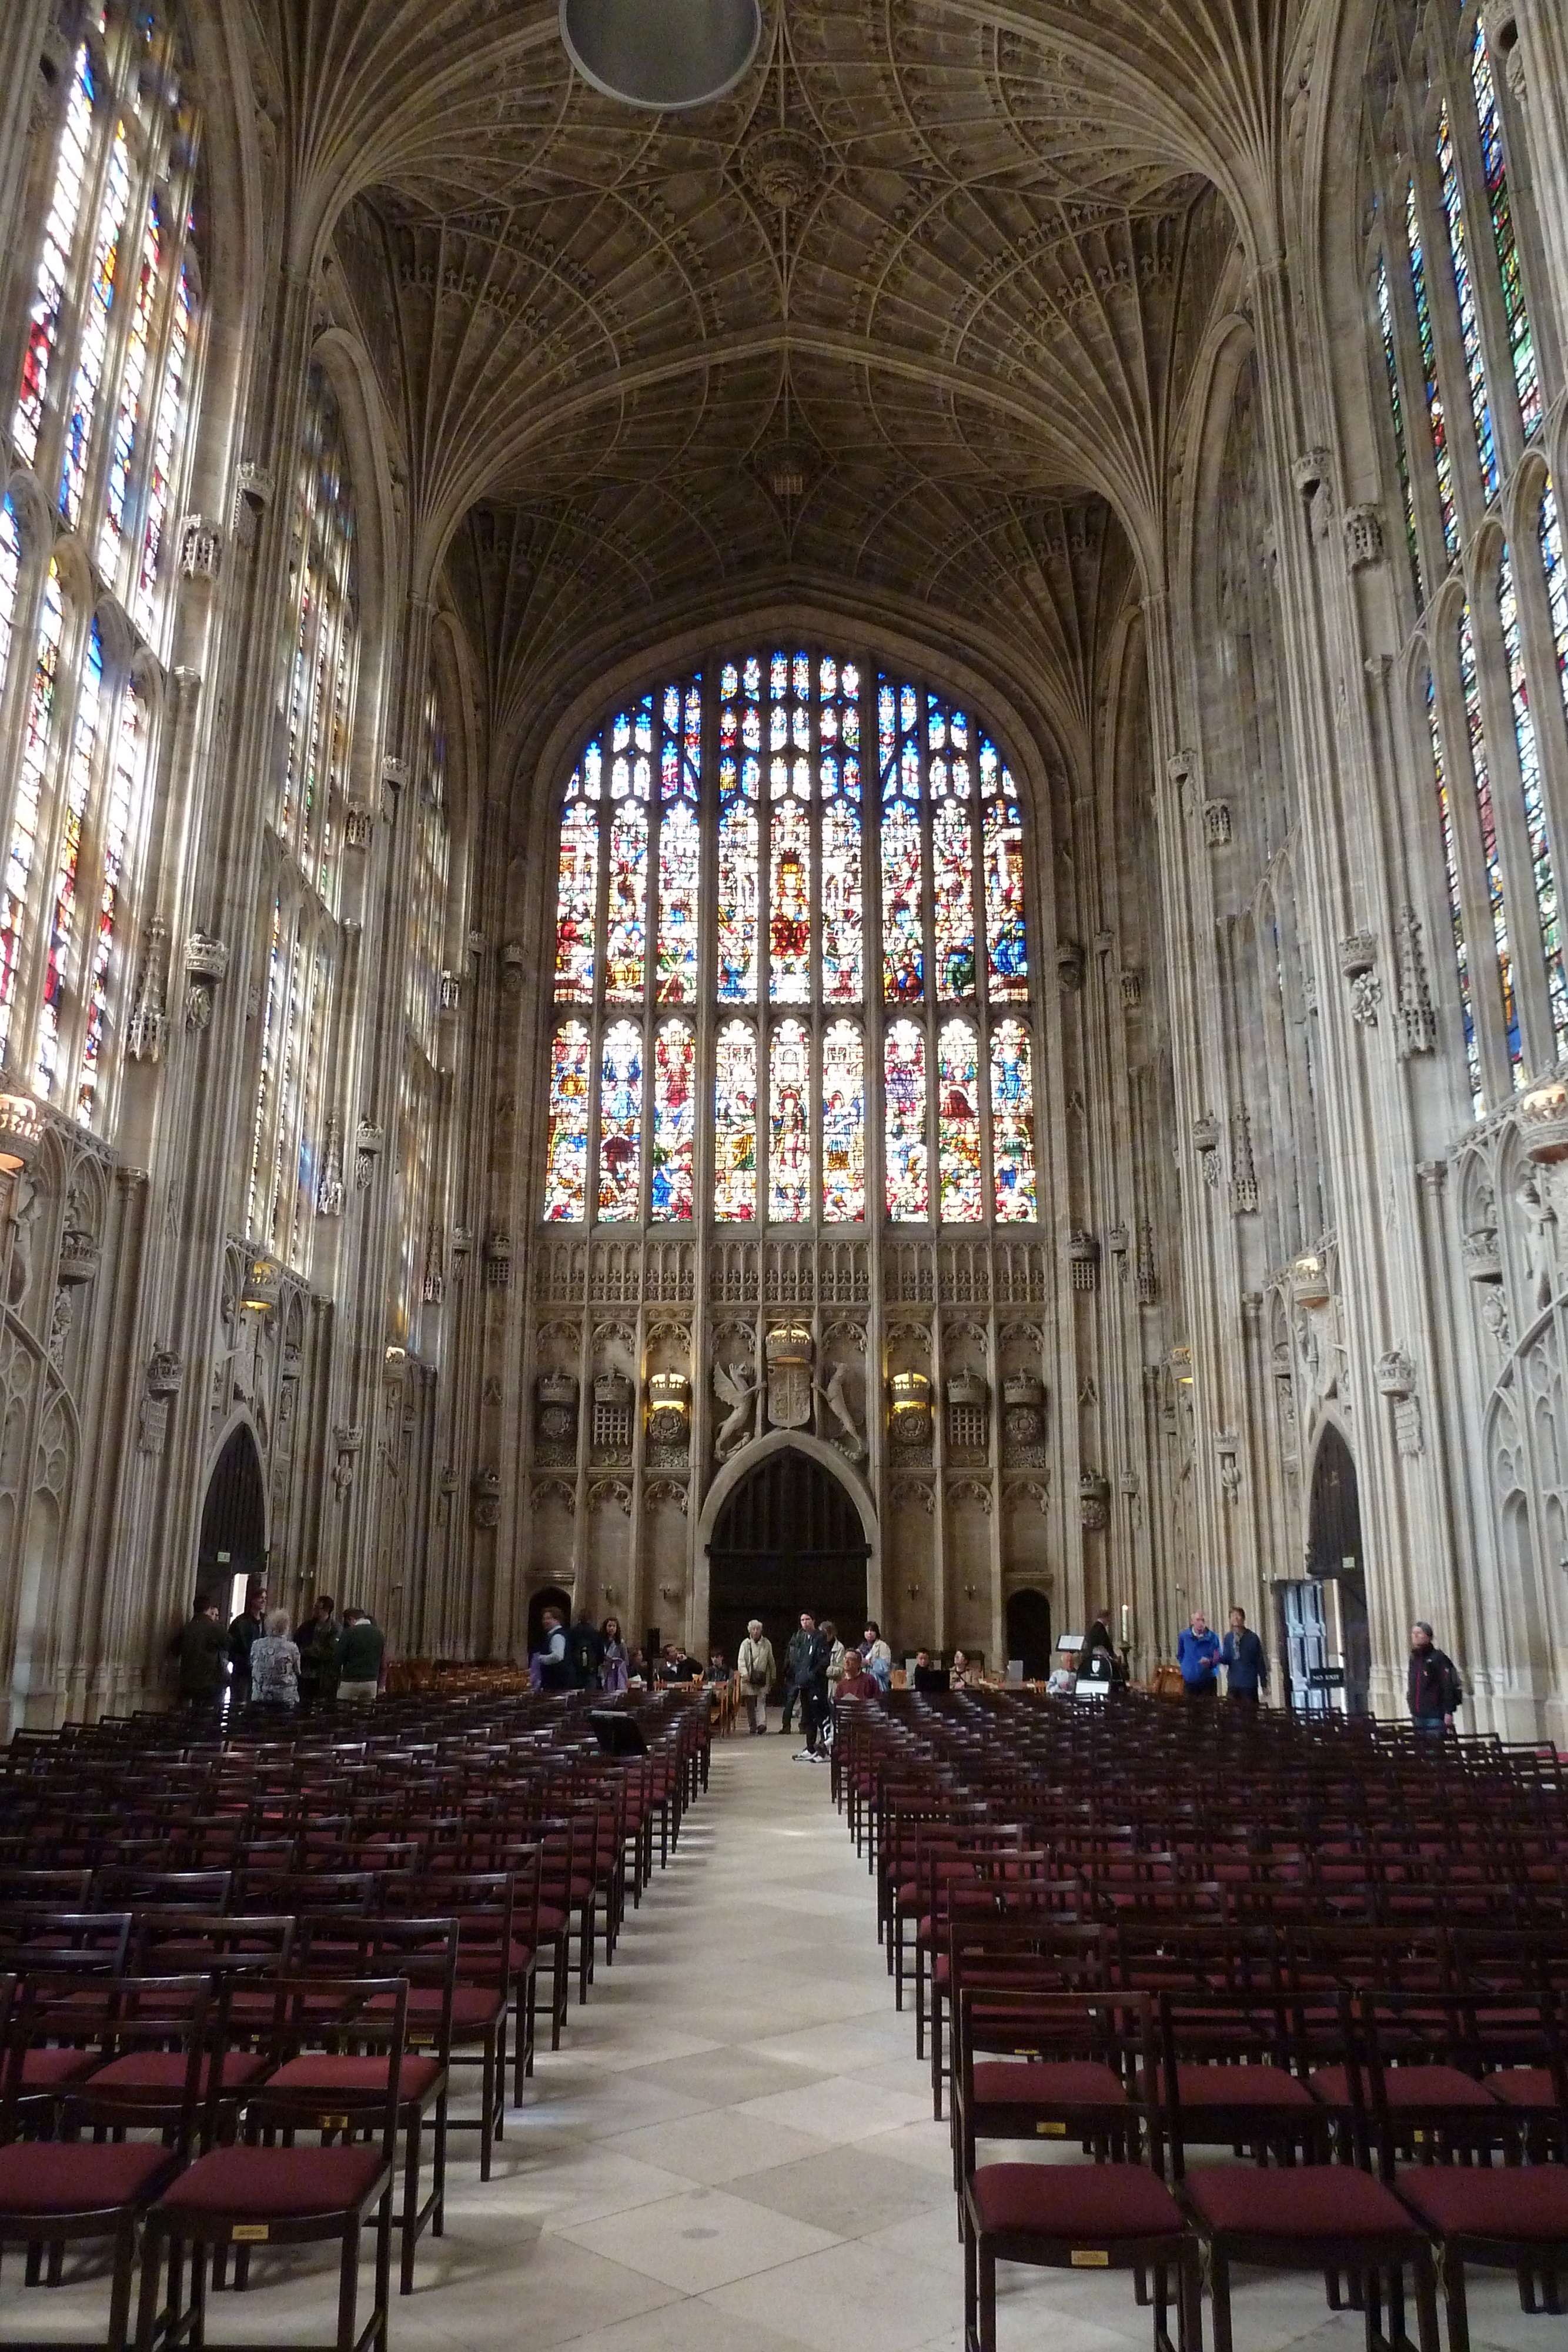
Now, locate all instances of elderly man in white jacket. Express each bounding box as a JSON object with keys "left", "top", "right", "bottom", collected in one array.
[{"left": 736, "top": 1620, "right": 776, "bottom": 1735}]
